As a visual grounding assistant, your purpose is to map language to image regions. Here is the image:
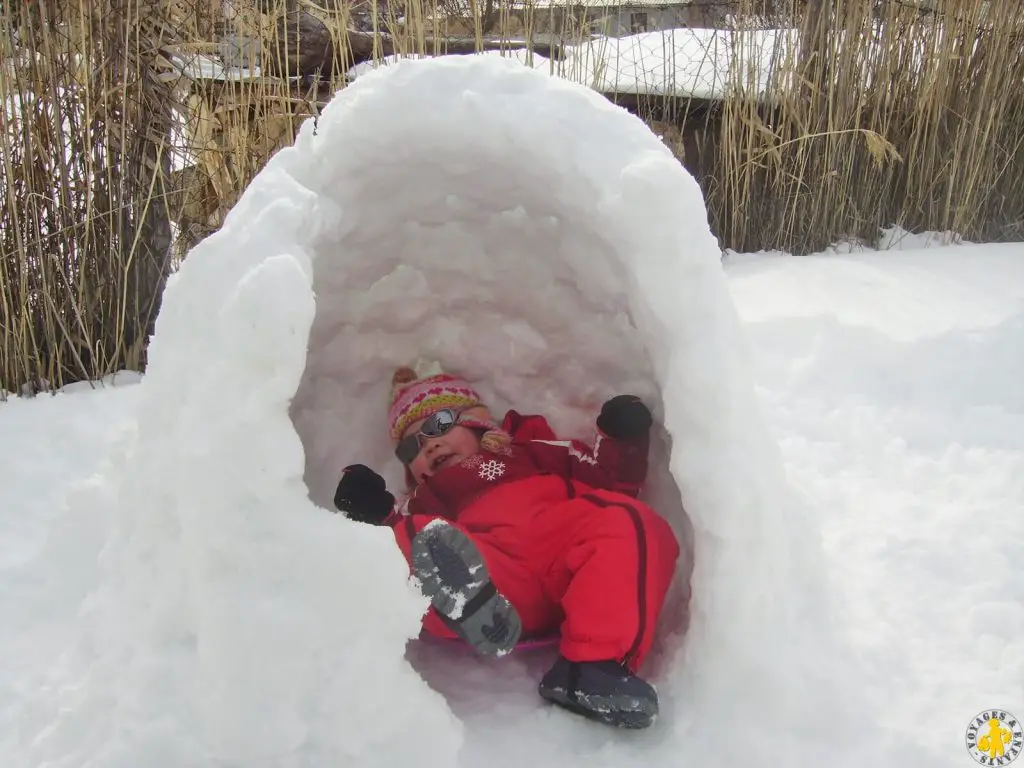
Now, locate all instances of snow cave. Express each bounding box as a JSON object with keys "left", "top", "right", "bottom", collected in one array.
[{"left": 30, "top": 55, "right": 874, "bottom": 768}]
